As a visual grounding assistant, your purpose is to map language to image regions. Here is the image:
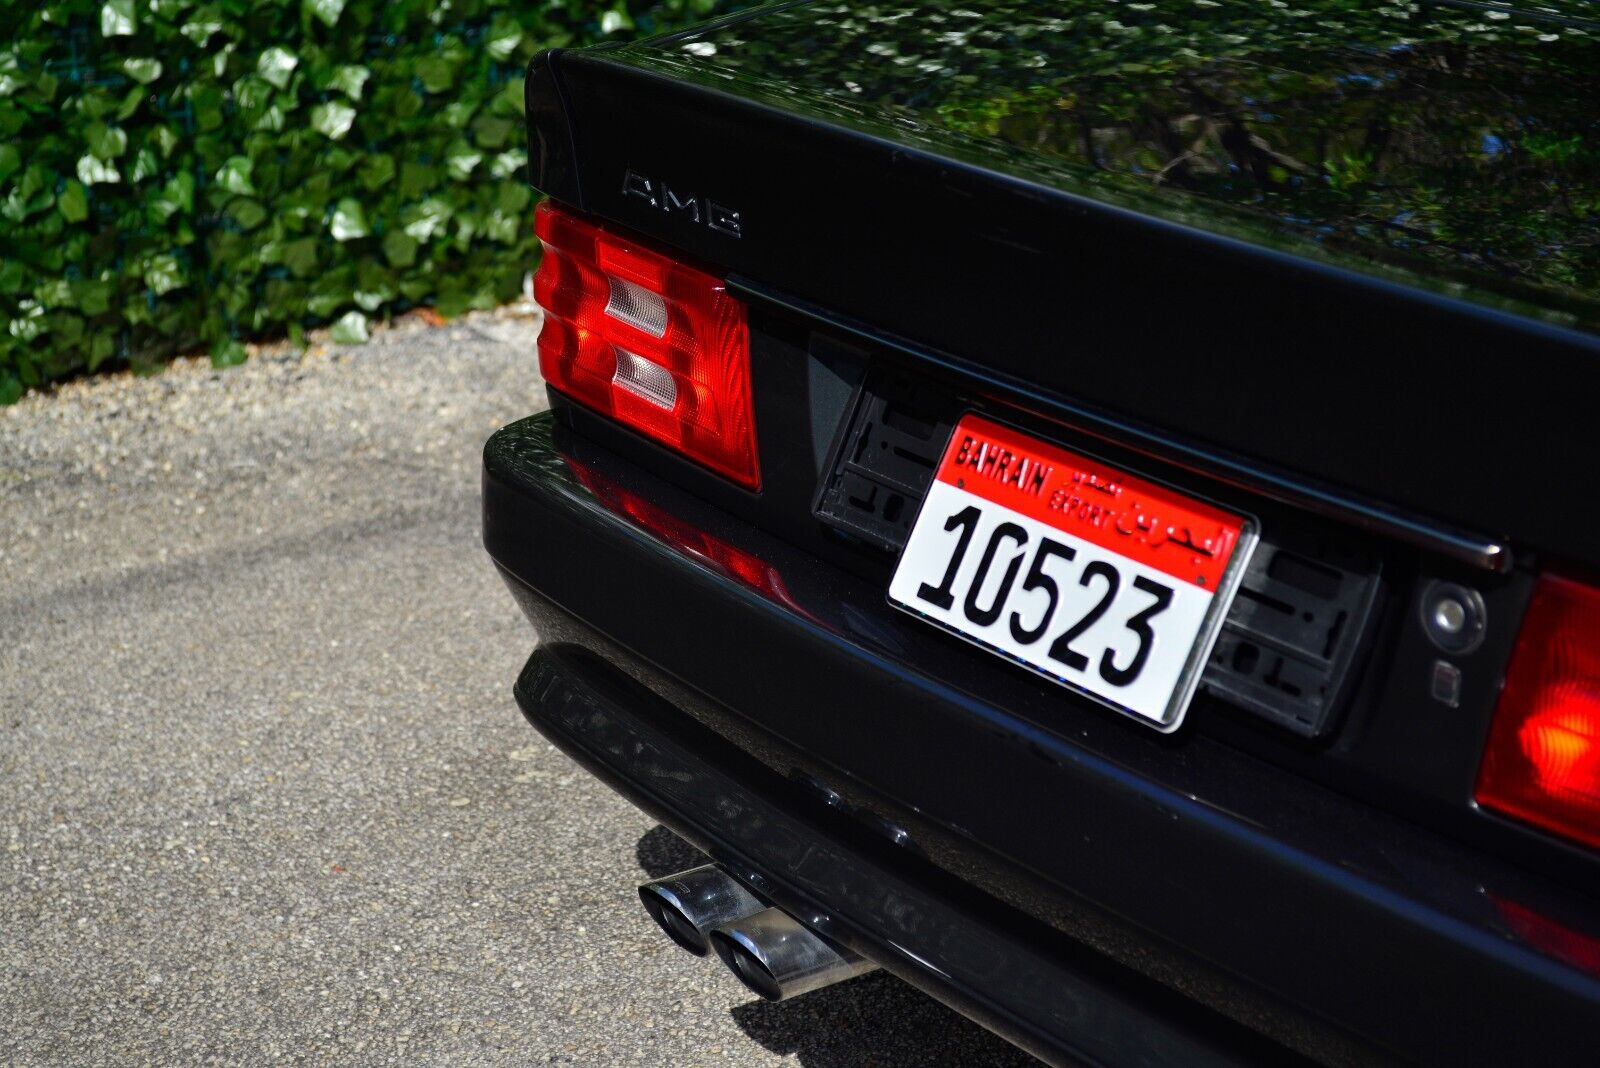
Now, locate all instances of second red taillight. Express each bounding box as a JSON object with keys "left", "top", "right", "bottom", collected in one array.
[
  {"left": 533, "top": 200, "right": 760, "bottom": 490},
  {"left": 1477, "top": 573, "right": 1600, "bottom": 850}
]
